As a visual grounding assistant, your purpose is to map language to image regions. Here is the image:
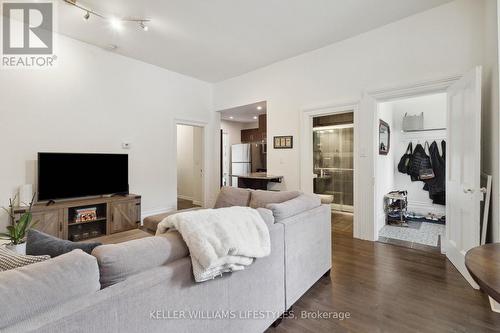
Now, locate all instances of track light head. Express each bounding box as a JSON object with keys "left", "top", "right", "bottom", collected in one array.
[
  {"left": 83, "top": 11, "right": 90, "bottom": 20},
  {"left": 140, "top": 21, "right": 149, "bottom": 31}
]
